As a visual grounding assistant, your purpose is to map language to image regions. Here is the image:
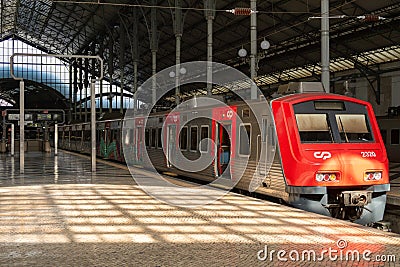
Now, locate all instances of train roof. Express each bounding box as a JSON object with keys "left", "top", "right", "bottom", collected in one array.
[{"left": 271, "top": 92, "right": 372, "bottom": 106}]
